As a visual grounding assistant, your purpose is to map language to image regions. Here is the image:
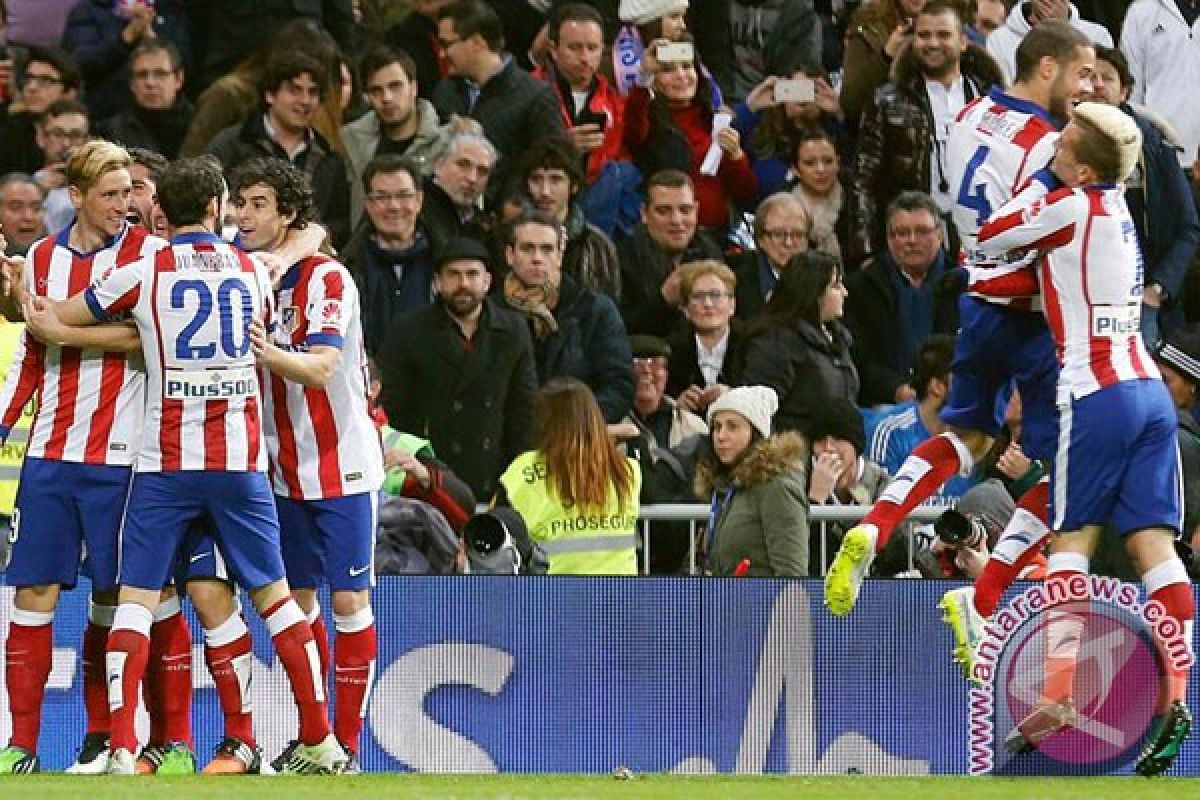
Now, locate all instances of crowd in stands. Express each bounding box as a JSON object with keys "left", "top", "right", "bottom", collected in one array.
[{"left": 1, "top": 0, "right": 1199, "bottom": 579}]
